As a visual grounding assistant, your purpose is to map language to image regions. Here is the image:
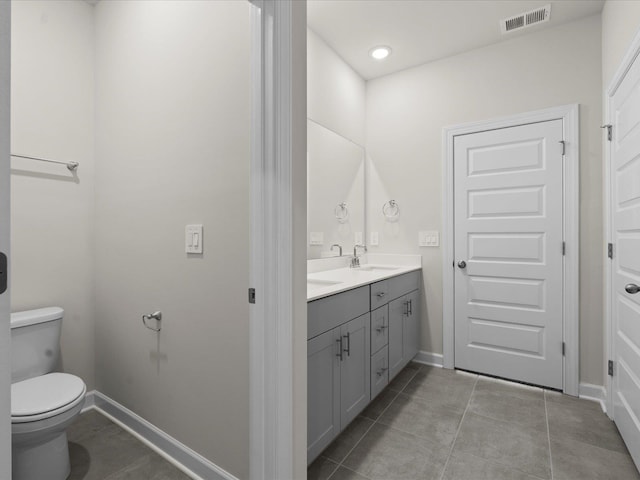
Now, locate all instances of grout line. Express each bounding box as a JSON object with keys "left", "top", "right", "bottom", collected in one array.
[
  {"left": 437, "top": 374, "right": 479, "bottom": 480},
  {"left": 544, "top": 390, "right": 554, "bottom": 480},
  {"left": 326, "top": 365, "right": 422, "bottom": 480}
]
